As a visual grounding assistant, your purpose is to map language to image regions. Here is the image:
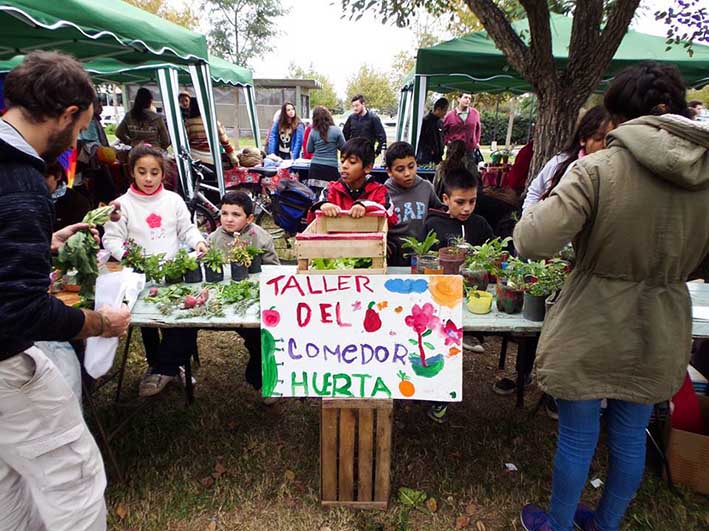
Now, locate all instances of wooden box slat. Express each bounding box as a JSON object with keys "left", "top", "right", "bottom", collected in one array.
[{"left": 320, "top": 399, "right": 392, "bottom": 510}]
